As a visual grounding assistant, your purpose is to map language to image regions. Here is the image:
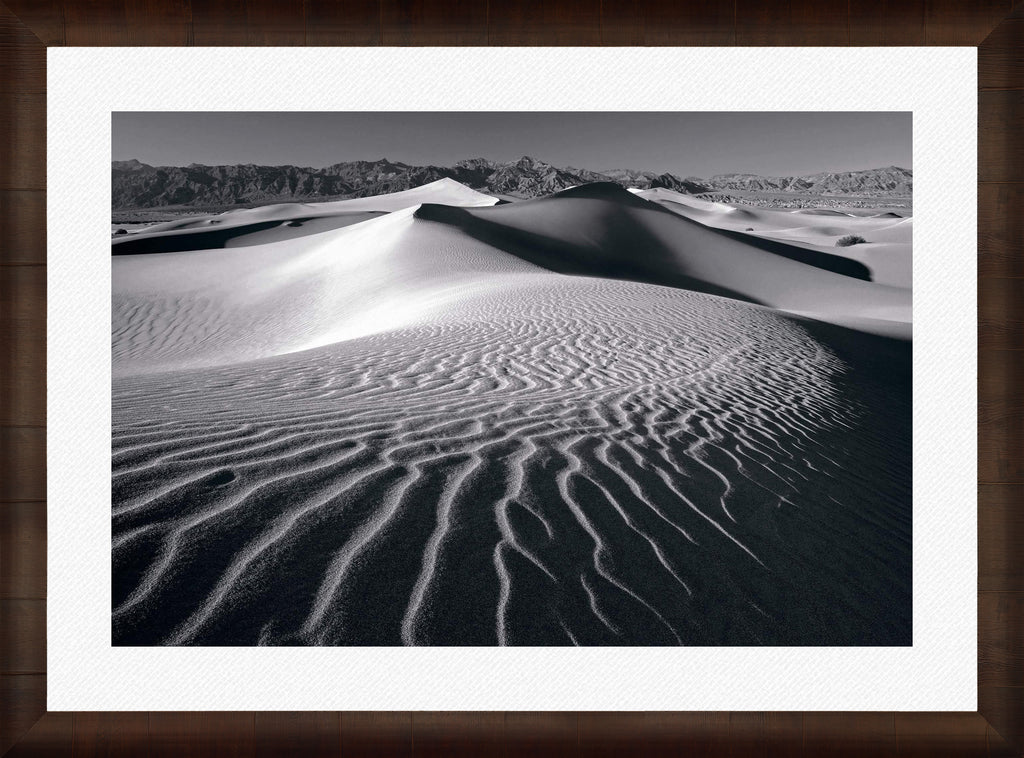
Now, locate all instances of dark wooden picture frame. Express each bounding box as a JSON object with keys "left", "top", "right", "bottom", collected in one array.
[{"left": 2, "top": 1, "right": 1022, "bottom": 755}]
